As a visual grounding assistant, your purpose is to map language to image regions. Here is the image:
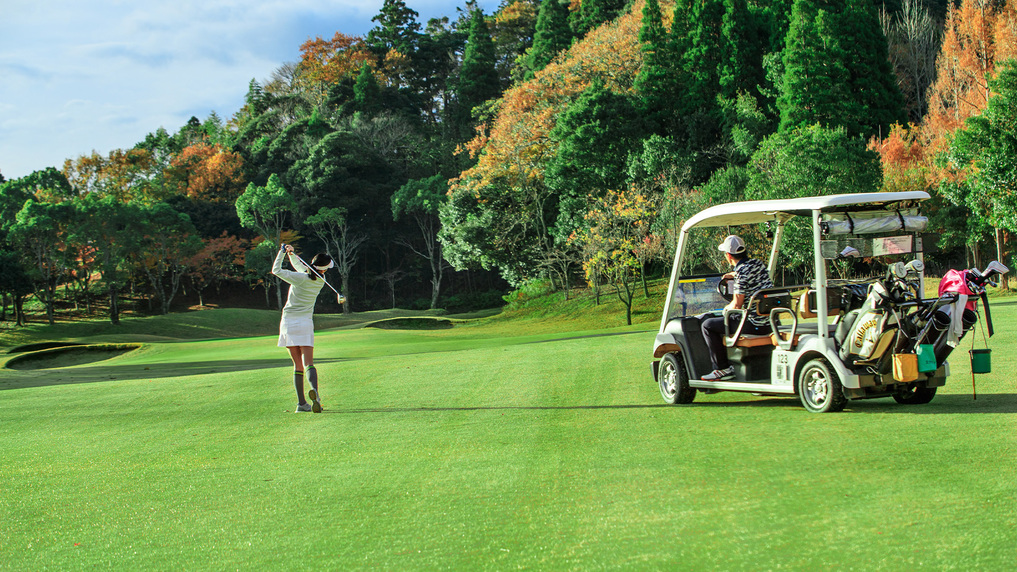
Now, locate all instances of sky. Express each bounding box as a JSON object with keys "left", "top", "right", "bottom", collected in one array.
[{"left": 0, "top": 0, "right": 500, "bottom": 181}]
